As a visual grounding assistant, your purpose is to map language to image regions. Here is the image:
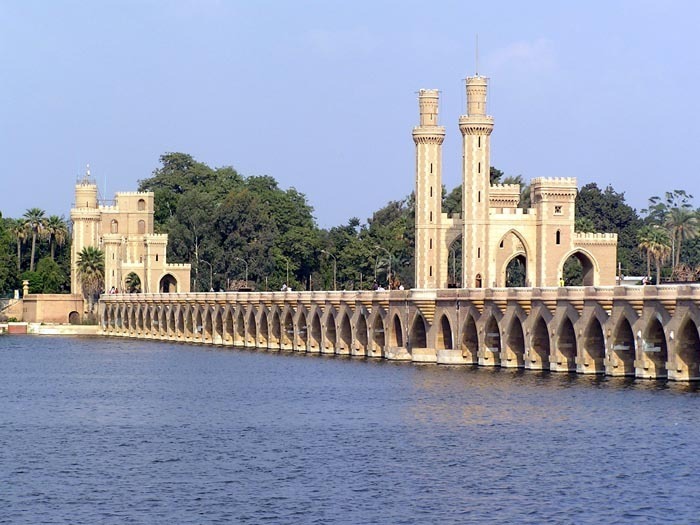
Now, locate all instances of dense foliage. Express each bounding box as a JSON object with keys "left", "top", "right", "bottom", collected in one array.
[{"left": 1, "top": 152, "right": 698, "bottom": 295}]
